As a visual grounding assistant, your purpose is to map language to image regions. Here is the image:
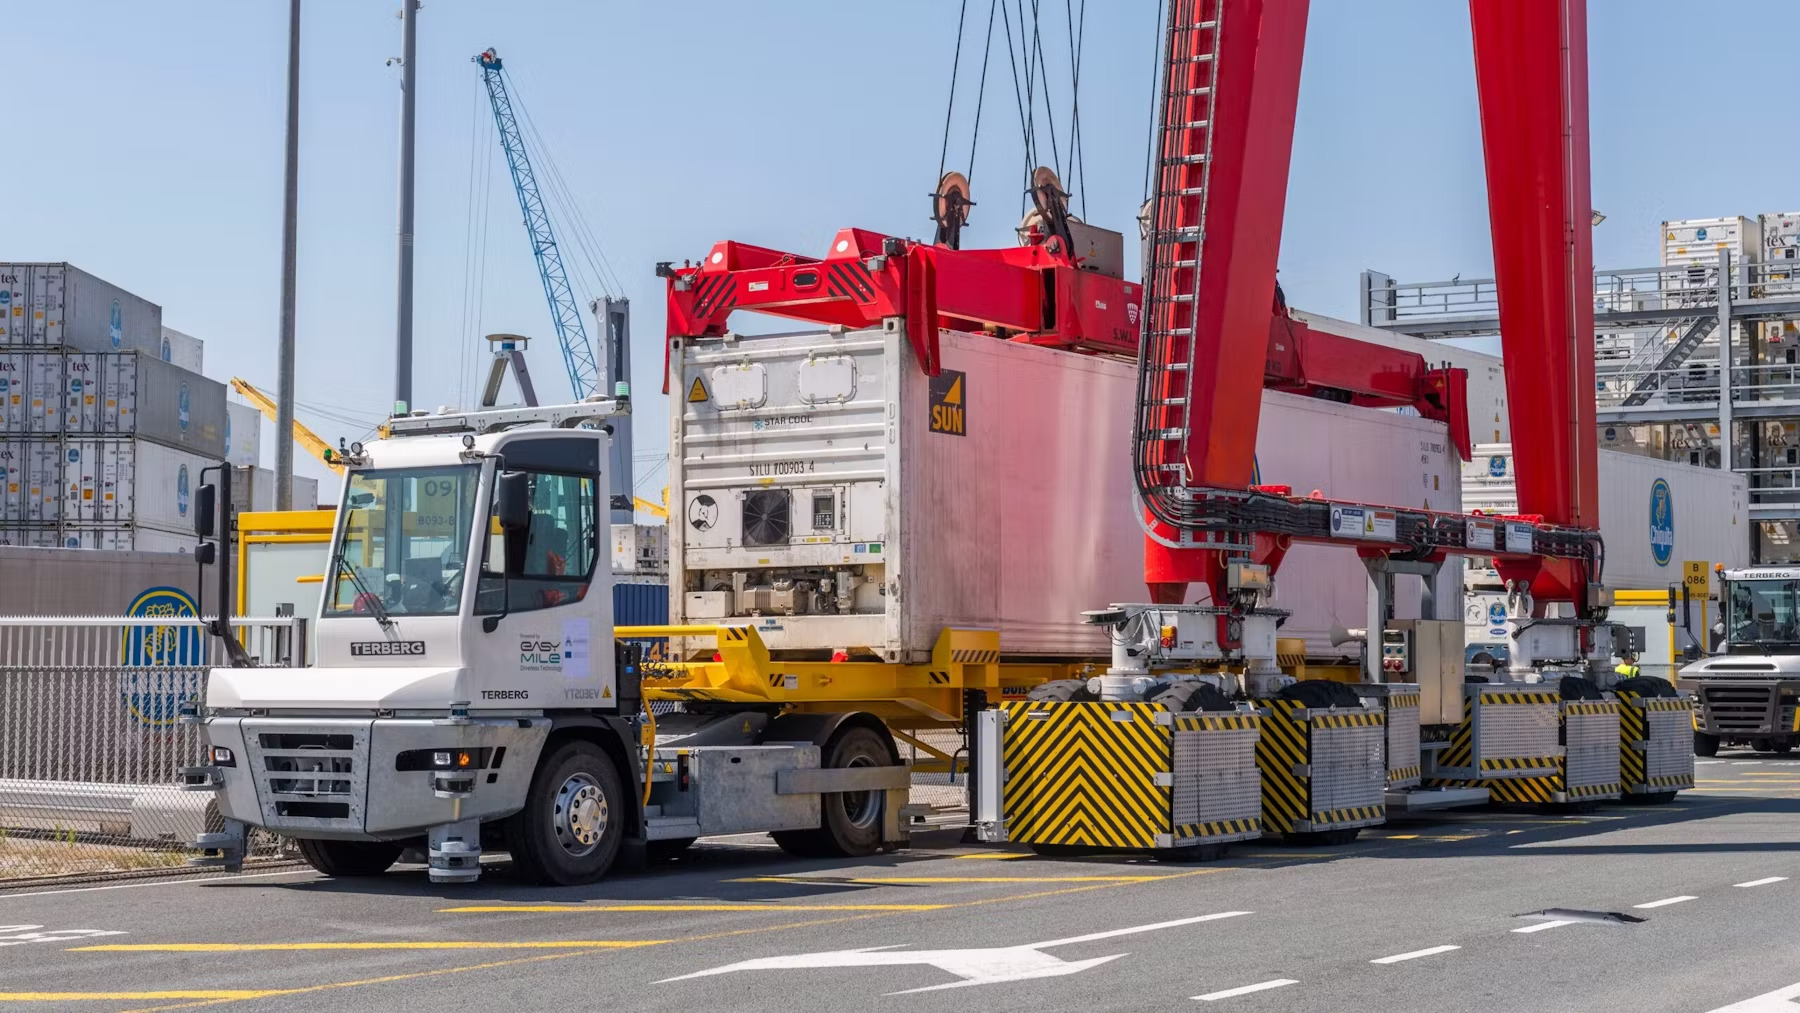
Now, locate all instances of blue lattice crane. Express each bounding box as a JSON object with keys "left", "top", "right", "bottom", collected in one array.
[{"left": 474, "top": 48, "right": 599, "bottom": 399}]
